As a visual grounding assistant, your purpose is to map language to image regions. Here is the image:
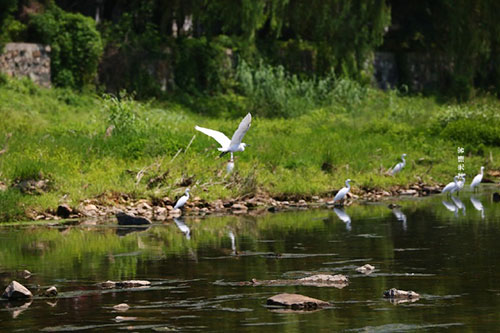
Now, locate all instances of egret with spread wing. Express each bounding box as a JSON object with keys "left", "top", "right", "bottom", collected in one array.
[{"left": 195, "top": 113, "right": 252, "bottom": 157}]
